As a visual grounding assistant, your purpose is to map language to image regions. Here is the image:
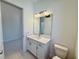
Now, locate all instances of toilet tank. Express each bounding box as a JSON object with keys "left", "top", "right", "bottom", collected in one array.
[{"left": 54, "top": 44, "right": 68, "bottom": 59}]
